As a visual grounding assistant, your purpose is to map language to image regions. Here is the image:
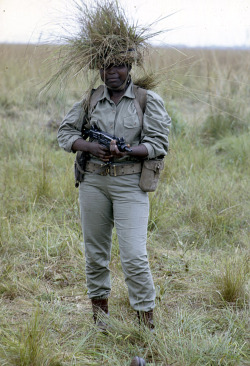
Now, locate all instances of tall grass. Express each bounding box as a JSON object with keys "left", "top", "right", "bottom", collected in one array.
[{"left": 0, "top": 44, "right": 249, "bottom": 365}]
